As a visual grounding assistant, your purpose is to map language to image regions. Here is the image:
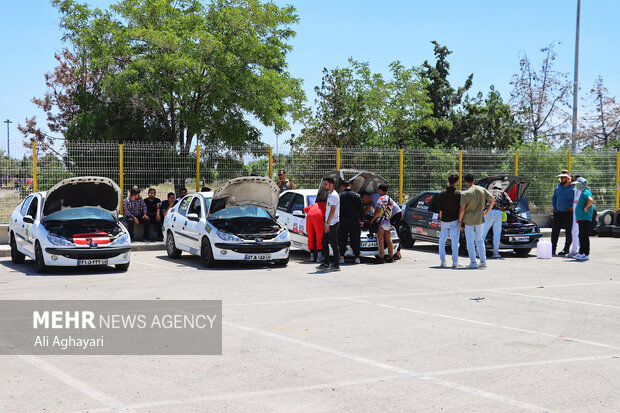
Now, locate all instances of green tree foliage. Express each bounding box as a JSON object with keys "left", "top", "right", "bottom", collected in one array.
[
  {"left": 51, "top": 0, "right": 305, "bottom": 154},
  {"left": 295, "top": 59, "right": 435, "bottom": 148},
  {"left": 419, "top": 41, "right": 472, "bottom": 146},
  {"left": 451, "top": 86, "right": 523, "bottom": 148}
]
